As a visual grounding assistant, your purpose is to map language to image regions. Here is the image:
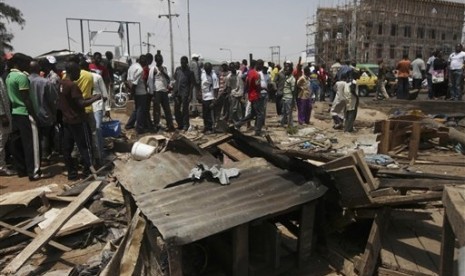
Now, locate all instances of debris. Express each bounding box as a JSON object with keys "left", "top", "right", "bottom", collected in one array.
[{"left": 189, "top": 163, "right": 240, "bottom": 185}]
